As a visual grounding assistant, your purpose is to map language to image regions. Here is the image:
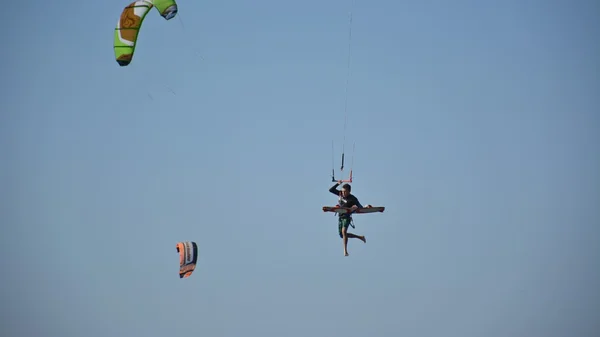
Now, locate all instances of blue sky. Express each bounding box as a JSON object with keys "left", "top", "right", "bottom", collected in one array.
[{"left": 1, "top": 0, "right": 599, "bottom": 336}]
